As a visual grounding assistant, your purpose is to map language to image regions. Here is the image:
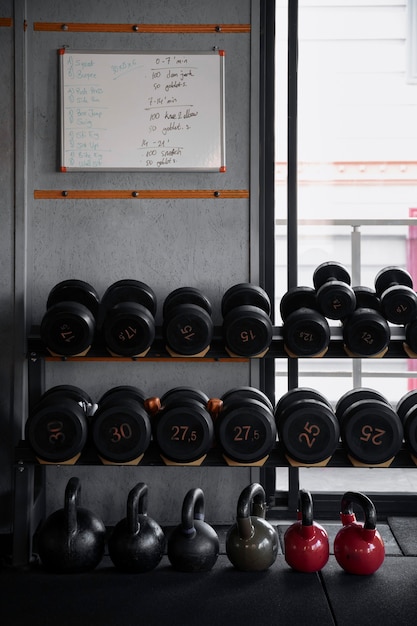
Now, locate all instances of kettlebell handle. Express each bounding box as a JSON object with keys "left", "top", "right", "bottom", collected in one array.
[
  {"left": 181, "top": 487, "right": 205, "bottom": 537},
  {"left": 237, "top": 482, "right": 266, "bottom": 519},
  {"left": 340, "top": 491, "right": 377, "bottom": 530},
  {"left": 65, "top": 476, "right": 81, "bottom": 537},
  {"left": 298, "top": 489, "right": 313, "bottom": 526},
  {"left": 236, "top": 483, "right": 266, "bottom": 540},
  {"left": 127, "top": 482, "right": 148, "bottom": 536}
]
